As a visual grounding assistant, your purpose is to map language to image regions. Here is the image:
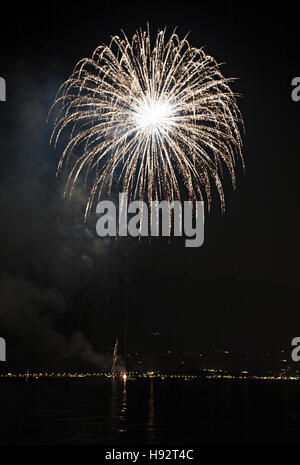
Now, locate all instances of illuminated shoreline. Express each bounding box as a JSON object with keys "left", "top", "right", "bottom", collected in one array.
[{"left": 0, "top": 371, "right": 299, "bottom": 381}]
